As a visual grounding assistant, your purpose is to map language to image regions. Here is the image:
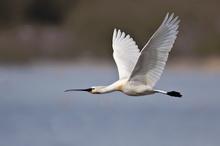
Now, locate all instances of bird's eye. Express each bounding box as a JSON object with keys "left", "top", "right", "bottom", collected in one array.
[{"left": 91, "top": 88, "right": 95, "bottom": 90}]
